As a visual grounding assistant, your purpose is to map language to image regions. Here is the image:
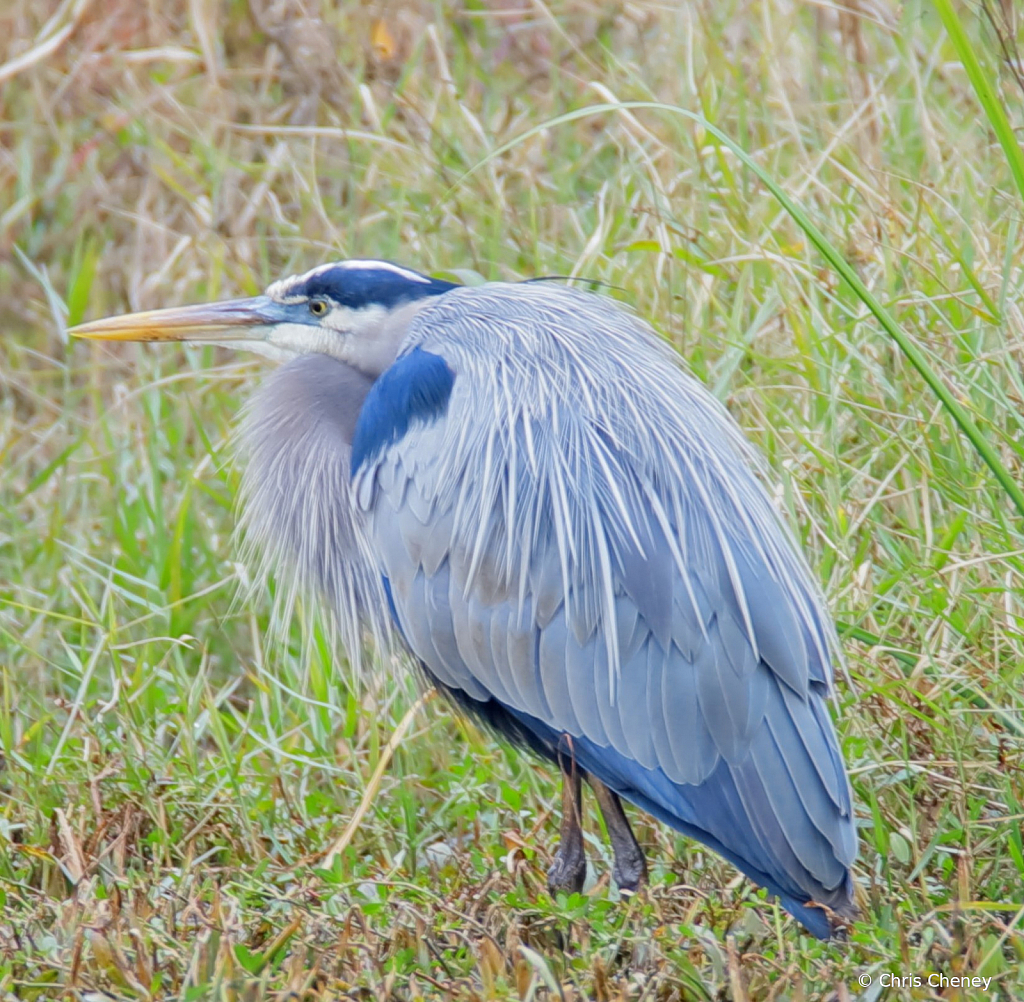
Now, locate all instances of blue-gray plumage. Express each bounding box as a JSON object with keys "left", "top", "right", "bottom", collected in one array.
[{"left": 71, "top": 258, "right": 858, "bottom": 939}]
